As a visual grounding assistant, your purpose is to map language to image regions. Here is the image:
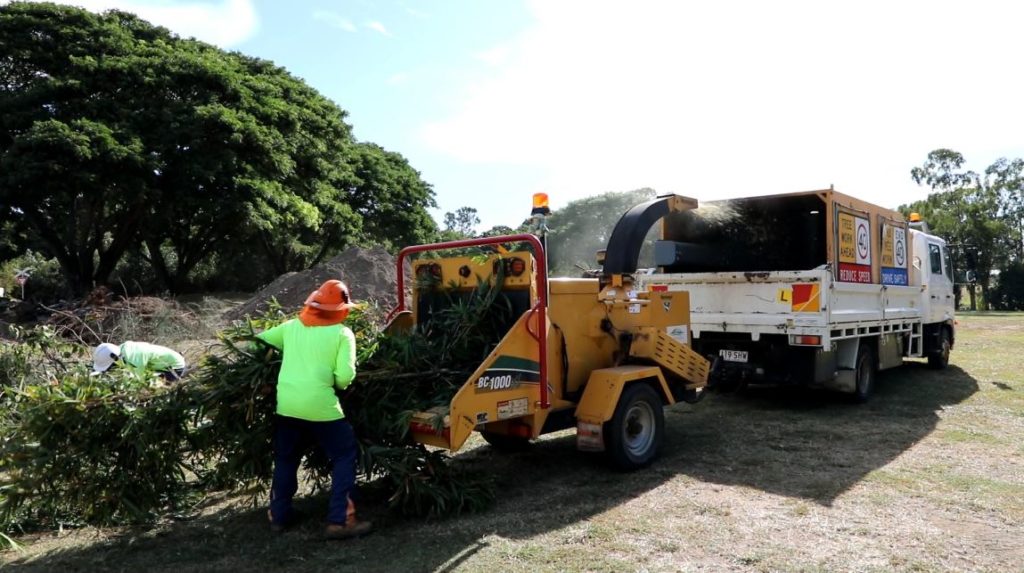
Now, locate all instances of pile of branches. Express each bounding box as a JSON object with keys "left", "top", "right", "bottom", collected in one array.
[
  {"left": 42, "top": 289, "right": 202, "bottom": 346},
  {"left": 0, "top": 276, "right": 516, "bottom": 545}
]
